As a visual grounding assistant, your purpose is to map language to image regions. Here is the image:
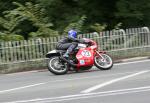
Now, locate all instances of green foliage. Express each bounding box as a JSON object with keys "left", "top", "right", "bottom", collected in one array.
[
  {"left": 29, "top": 28, "right": 58, "bottom": 38},
  {"left": 0, "top": 33, "right": 24, "bottom": 41},
  {"left": 116, "top": 0, "right": 144, "bottom": 19},
  {"left": 0, "top": 8, "right": 24, "bottom": 41},
  {"left": 63, "top": 15, "right": 86, "bottom": 34},
  {"left": 0, "top": 0, "right": 150, "bottom": 41},
  {"left": 115, "top": 0, "right": 150, "bottom": 27},
  {"left": 90, "top": 23, "right": 107, "bottom": 32},
  {"left": 0, "top": 14, "right": 22, "bottom": 33},
  {"left": 10, "top": 2, "right": 59, "bottom": 38},
  {"left": 0, "top": 1, "right": 58, "bottom": 41},
  {"left": 114, "top": 23, "right": 122, "bottom": 30}
]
